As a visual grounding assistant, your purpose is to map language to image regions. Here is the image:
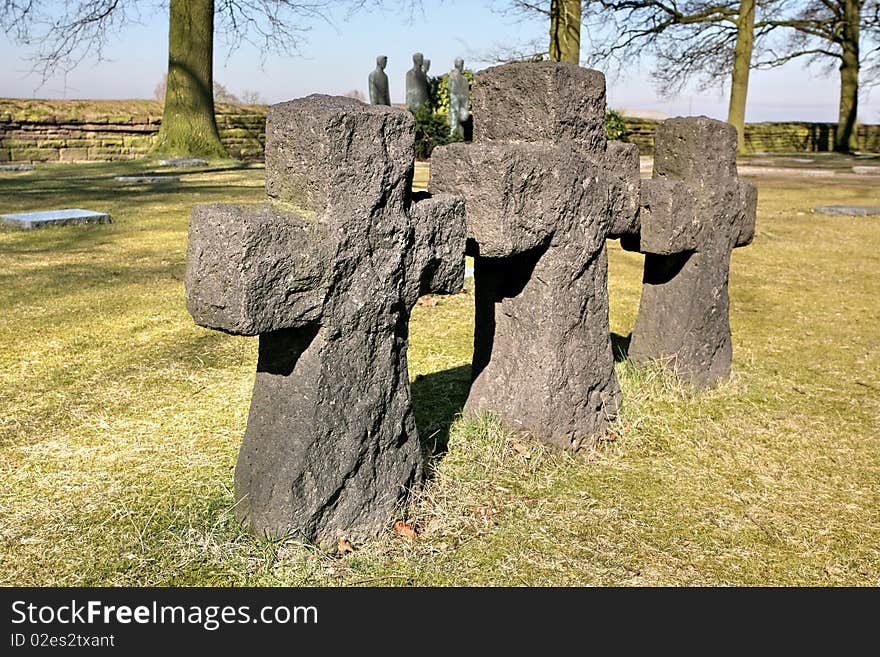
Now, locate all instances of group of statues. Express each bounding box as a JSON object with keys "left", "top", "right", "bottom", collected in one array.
[
  {"left": 185, "top": 61, "right": 756, "bottom": 548},
  {"left": 369, "top": 52, "right": 470, "bottom": 137}
]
